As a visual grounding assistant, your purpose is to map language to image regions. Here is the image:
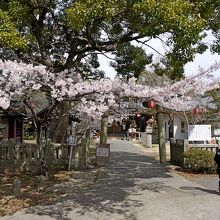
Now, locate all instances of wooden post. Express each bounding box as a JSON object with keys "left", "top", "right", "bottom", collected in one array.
[
  {"left": 100, "top": 112, "right": 108, "bottom": 144},
  {"left": 156, "top": 105, "right": 166, "bottom": 164}
]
